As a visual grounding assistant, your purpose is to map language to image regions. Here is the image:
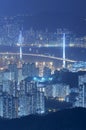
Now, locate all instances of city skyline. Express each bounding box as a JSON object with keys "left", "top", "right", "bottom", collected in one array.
[
  {"left": 0, "top": 0, "right": 85, "bottom": 121},
  {"left": 0, "top": 1, "right": 86, "bottom": 130}
]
